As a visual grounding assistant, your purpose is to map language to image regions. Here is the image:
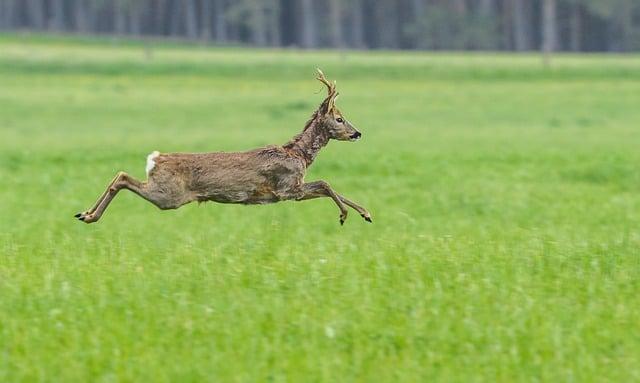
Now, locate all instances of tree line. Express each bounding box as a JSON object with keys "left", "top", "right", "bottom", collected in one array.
[{"left": 0, "top": 0, "right": 638, "bottom": 52}]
